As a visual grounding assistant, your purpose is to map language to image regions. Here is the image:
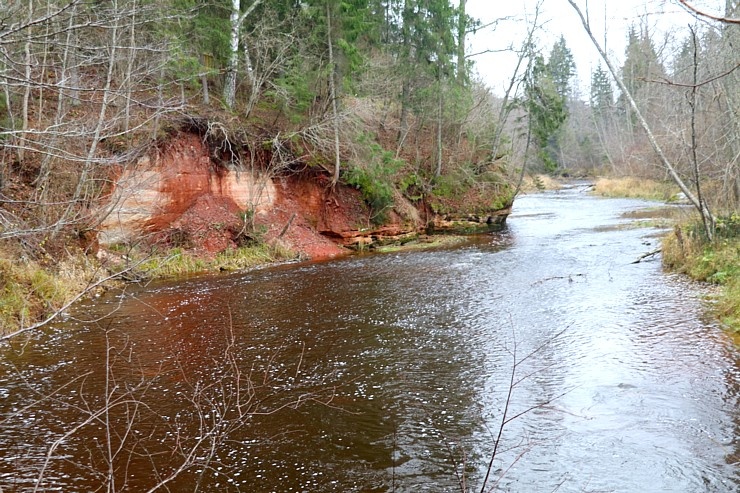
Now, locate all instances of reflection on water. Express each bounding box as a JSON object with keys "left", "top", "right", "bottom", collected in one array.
[{"left": 1, "top": 185, "right": 738, "bottom": 492}]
